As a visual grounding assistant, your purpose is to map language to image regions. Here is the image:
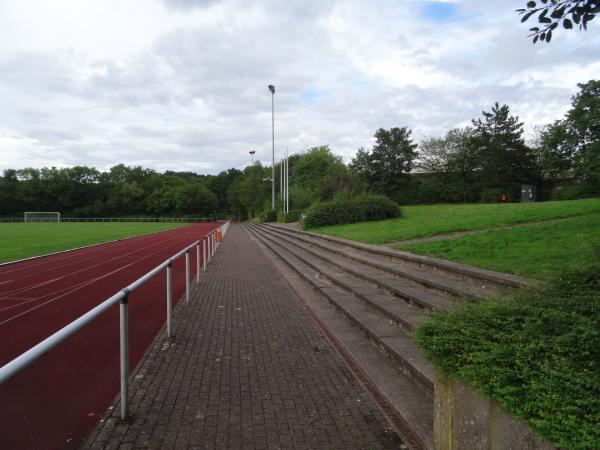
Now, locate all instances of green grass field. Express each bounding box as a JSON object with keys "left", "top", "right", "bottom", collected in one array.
[
  {"left": 312, "top": 198, "right": 600, "bottom": 244},
  {"left": 0, "top": 222, "right": 189, "bottom": 263},
  {"left": 399, "top": 214, "right": 600, "bottom": 280}
]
